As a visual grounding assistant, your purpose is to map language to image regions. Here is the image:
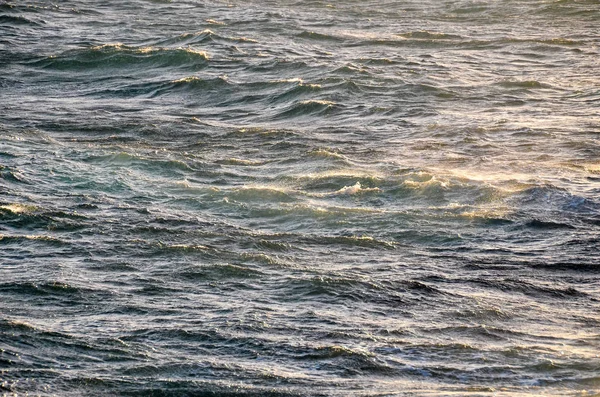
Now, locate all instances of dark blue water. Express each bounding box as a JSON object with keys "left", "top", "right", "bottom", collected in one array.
[{"left": 1, "top": 0, "right": 599, "bottom": 395}]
